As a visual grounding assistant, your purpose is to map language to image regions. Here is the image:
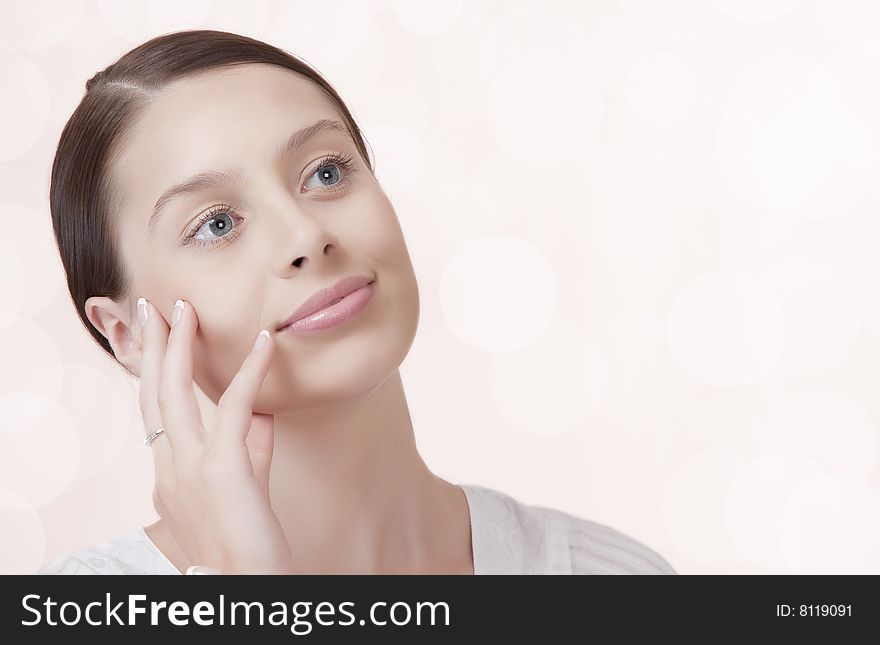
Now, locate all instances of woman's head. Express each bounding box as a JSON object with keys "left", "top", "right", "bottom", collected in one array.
[{"left": 50, "top": 30, "right": 420, "bottom": 410}]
